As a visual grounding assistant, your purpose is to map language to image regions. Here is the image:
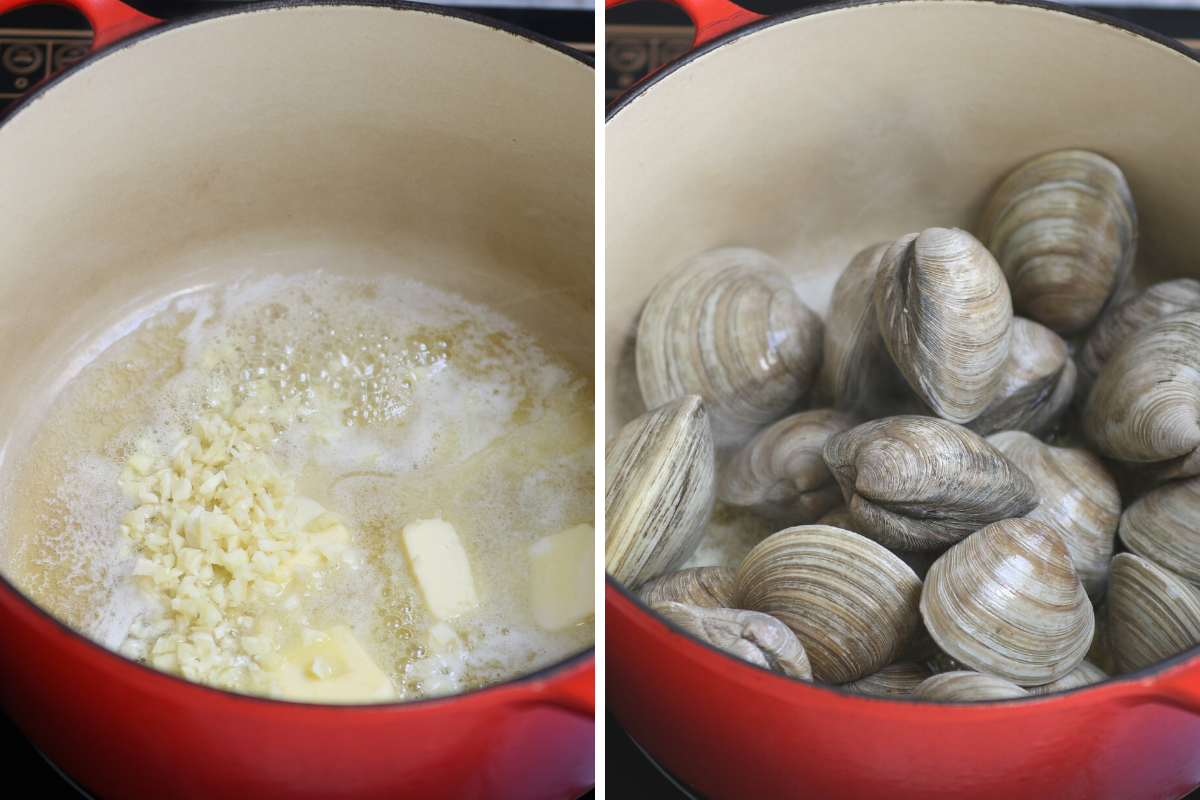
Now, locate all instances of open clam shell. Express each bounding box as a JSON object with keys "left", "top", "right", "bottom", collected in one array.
[
  {"left": 635, "top": 566, "right": 736, "bottom": 608},
  {"left": 605, "top": 396, "right": 715, "bottom": 587},
  {"left": 987, "top": 431, "right": 1120, "bottom": 601},
  {"left": 979, "top": 148, "right": 1137, "bottom": 336},
  {"left": 1119, "top": 475, "right": 1200, "bottom": 589},
  {"left": 921, "top": 518, "right": 1094, "bottom": 685},
  {"left": 635, "top": 247, "right": 824, "bottom": 447},
  {"left": 1026, "top": 661, "right": 1107, "bottom": 695},
  {"left": 651, "top": 601, "right": 813, "bottom": 680},
  {"left": 1084, "top": 311, "right": 1200, "bottom": 481},
  {"left": 817, "top": 241, "right": 912, "bottom": 416},
  {"left": 912, "top": 671, "right": 1030, "bottom": 702},
  {"left": 1076, "top": 278, "right": 1200, "bottom": 407},
  {"left": 717, "top": 409, "right": 857, "bottom": 525},
  {"left": 823, "top": 416, "right": 1039, "bottom": 551},
  {"left": 875, "top": 228, "right": 1013, "bottom": 424},
  {"left": 1108, "top": 552, "right": 1200, "bottom": 673},
  {"left": 842, "top": 661, "right": 932, "bottom": 697},
  {"left": 733, "top": 524, "right": 923, "bottom": 684},
  {"left": 966, "top": 317, "right": 1076, "bottom": 438}
]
